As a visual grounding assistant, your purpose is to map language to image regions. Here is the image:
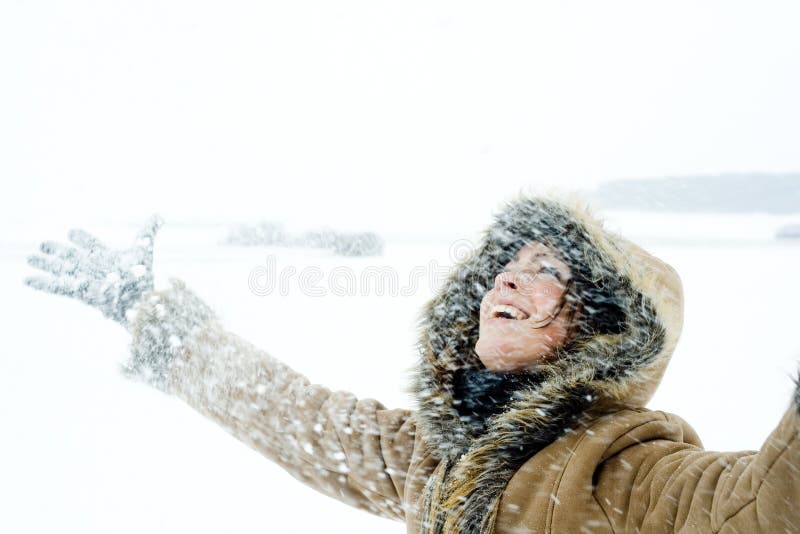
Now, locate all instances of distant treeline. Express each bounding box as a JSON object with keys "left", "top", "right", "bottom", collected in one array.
[
  {"left": 220, "top": 221, "right": 384, "bottom": 257},
  {"left": 591, "top": 174, "right": 800, "bottom": 214}
]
